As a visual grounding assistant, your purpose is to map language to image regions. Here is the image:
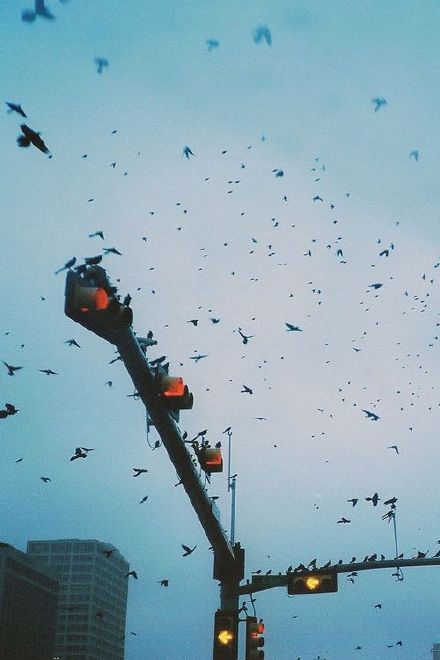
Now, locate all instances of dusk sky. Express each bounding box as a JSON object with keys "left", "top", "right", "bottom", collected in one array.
[{"left": 1, "top": 1, "right": 440, "bottom": 658}]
